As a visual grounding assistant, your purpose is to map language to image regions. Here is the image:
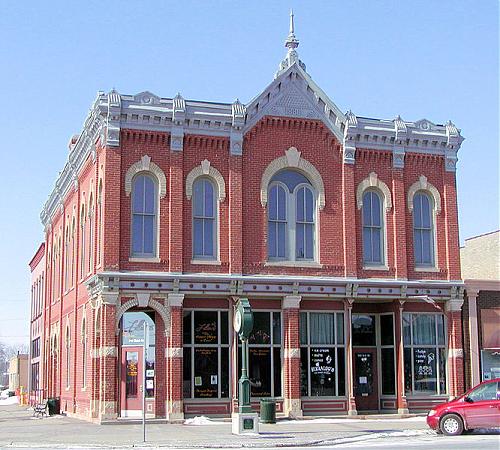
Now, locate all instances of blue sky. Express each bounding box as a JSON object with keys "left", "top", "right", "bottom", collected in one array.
[{"left": 0, "top": 1, "right": 498, "bottom": 345}]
